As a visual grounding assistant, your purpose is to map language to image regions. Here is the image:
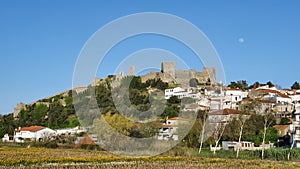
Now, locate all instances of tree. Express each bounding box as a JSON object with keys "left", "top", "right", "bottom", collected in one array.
[
  {"left": 167, "top": 96, "right": 181, "bottom": 105},
  {"left": 182, "top": 119, "right": 201, "bottom": 148},
  {"left": 235, "top": 99, "right": 259, "bottom": 158},
  {"left": 235, "top": 112, "right": 250, "bottom": 158},
  {"left": 103, "top": 113, "right": 134, "bottom": 136},
  {"left": 266, "top": 81, "right": 275, "bottom": 88},
  {"left": 249, "top": 81, "right": 260, "bottom": 89},
  {"left": 261, "top": 106, "right": 275, "bottom": 160},
  {"left": 0, "top": 126, "right": 5, "bottom": 138},
  {"left": 33, "top": 104, "right": 48, "bottom": 125},
  {"left": 139, "top": 121, "right": 161, "bottom": 138},
  {"left": 198, "top": 108, "right": 209, "bottom": 153},
  {"left": 291, "top": 81, "right": 300, "bottom": 90},
  {"left": 189, "top": 78, "right": 198, "bottom": 88},
  {"left": 228, "top": 80, "right": 248, "bottom": 91},
  {"left": 161, "top": 107, "right": 178, "bottom": 118},
  {"left": 212, "top": 120, "right": 229, "bottom": 155},
  {"left": 280, "top": 117, "right": 291, "bottom": 125}
]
